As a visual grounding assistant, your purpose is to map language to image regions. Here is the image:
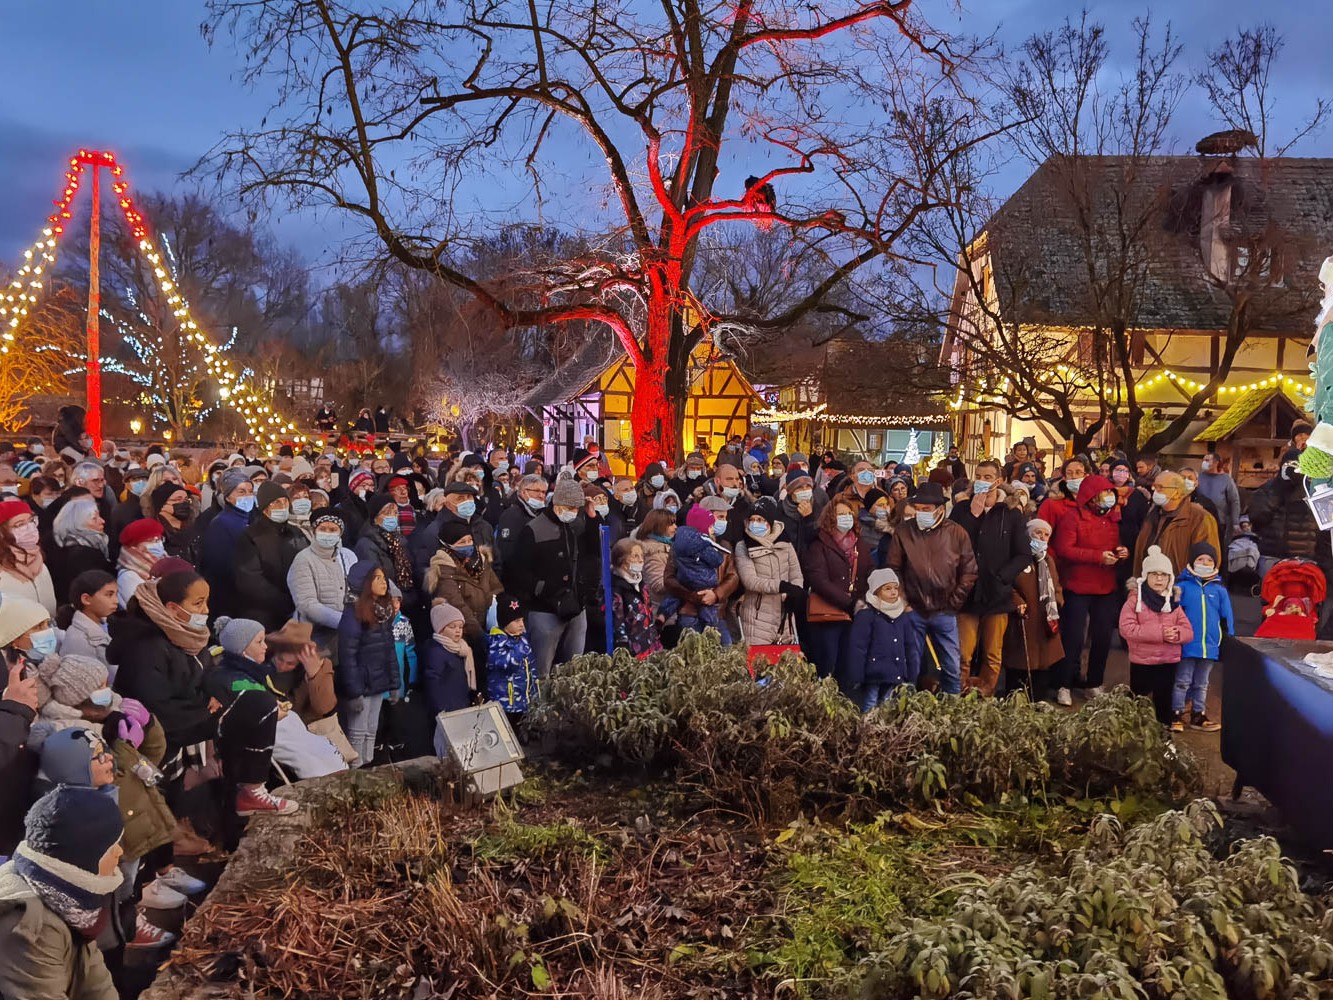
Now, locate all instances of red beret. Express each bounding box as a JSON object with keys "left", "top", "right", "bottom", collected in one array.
[
  {"left": 119, "top": 518, "right": 165, "bottom": 547},
  {"left": 388, "top": 476, "right": 409, "bottom": 489},
  {"left": 0, "top": 500, "right": 31, "bottom": 526}
]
